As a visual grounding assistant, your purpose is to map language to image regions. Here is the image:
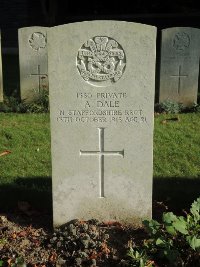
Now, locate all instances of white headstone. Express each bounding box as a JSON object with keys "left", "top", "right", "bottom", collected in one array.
[
  {"left": 159, "top": 27, "right": 200, "bottom": 106},
  {"left": 48, "top": 21, "right": 157, "bottom": 226},
  {"left": 18, "top": 27, "right": 48, "bottom": 103},
  {"left": 0, "top": 30, "right": 3, "bottom": 102}
]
